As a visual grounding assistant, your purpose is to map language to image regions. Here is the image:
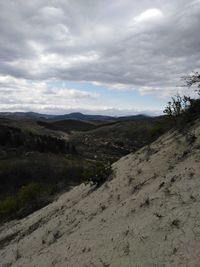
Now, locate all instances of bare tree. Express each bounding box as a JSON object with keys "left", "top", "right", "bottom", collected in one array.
[{"left": 183, "top": 71, "right": 200, "bottom": 94}]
